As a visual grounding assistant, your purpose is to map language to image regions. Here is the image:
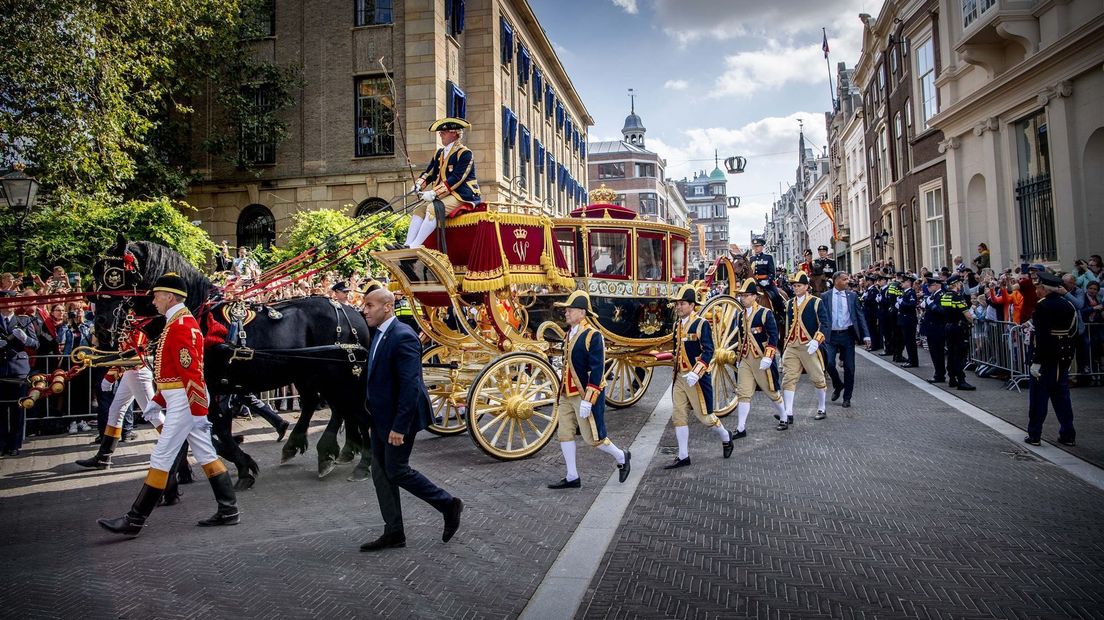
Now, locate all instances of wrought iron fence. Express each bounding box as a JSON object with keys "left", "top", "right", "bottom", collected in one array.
[{"left": 1015, "top": 173, "right": 1057, "bottom": 263}]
